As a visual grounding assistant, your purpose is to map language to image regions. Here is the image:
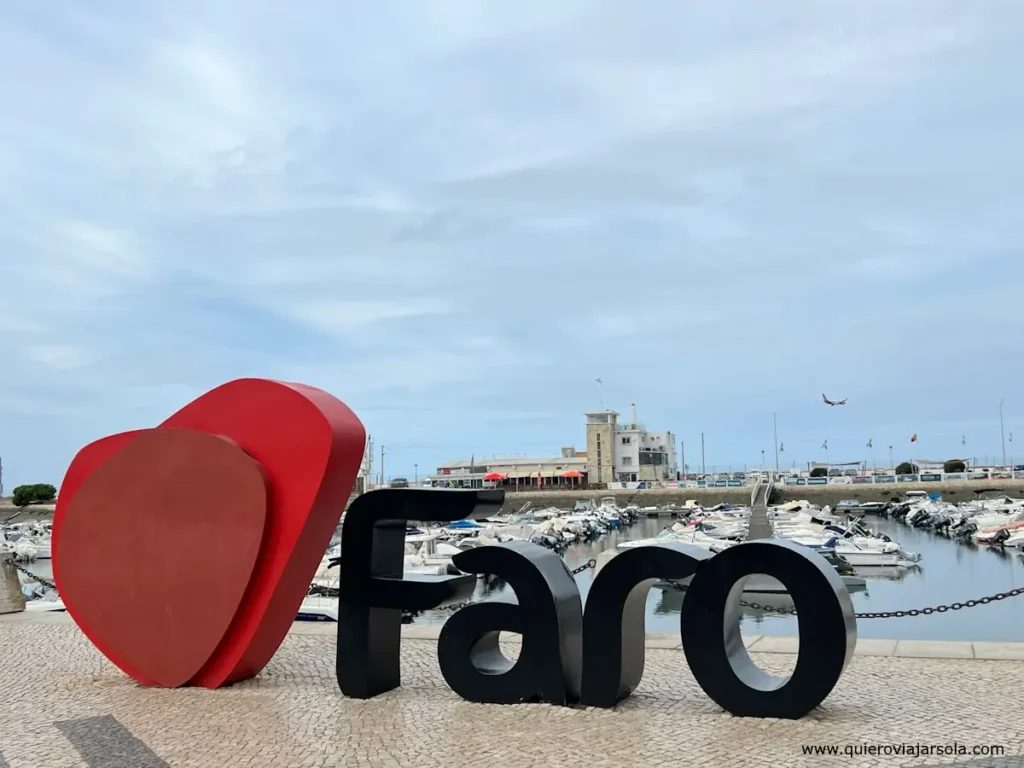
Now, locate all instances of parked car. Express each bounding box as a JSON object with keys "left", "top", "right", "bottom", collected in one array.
[{"left": 389, "top": 477, "right": 409, "bottom": 488}]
